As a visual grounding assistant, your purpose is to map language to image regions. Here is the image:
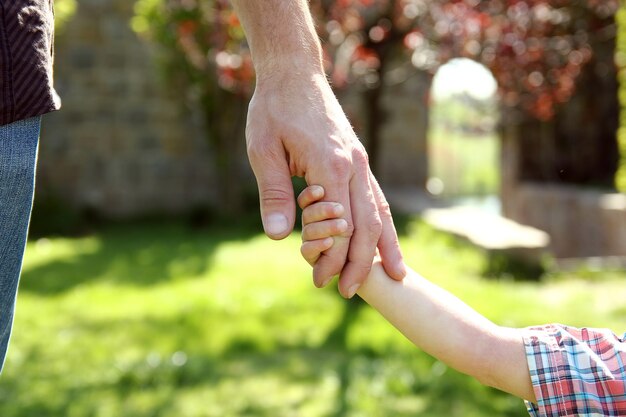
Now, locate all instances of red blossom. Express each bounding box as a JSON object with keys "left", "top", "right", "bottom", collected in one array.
[{"left": 156, "top": 0, "right": 619, "bottom": 120}]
